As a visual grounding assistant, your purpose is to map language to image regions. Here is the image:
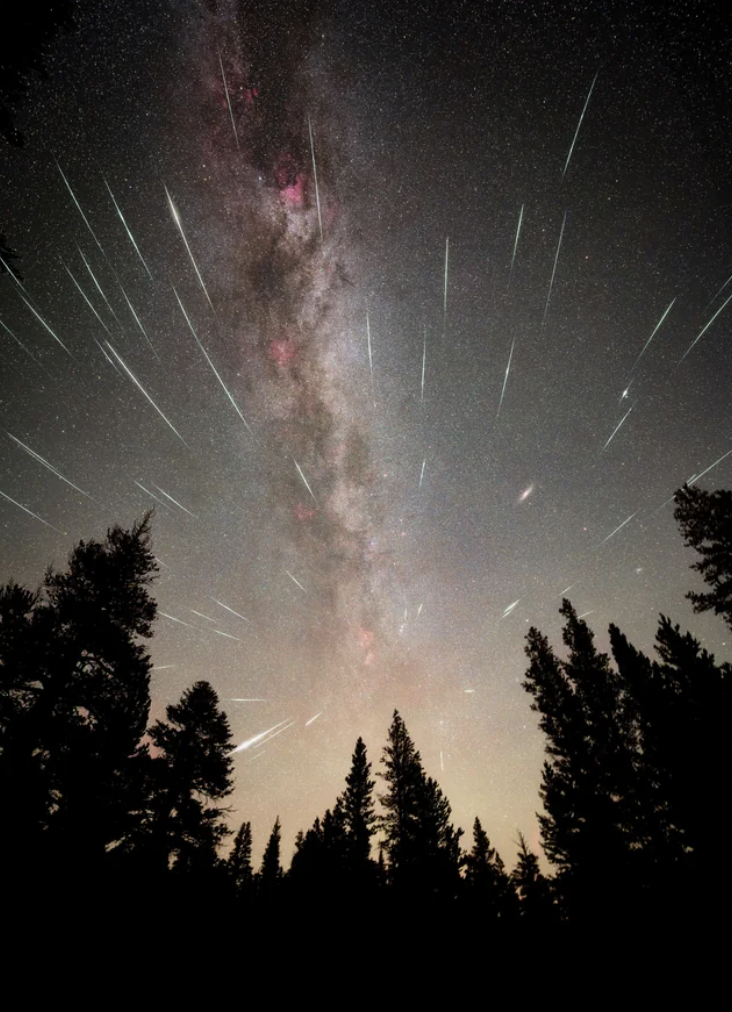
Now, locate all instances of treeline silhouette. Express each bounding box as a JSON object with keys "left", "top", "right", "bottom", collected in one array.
[{"left": 1, "top": 486, "right": 730, "bottom": 937}]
